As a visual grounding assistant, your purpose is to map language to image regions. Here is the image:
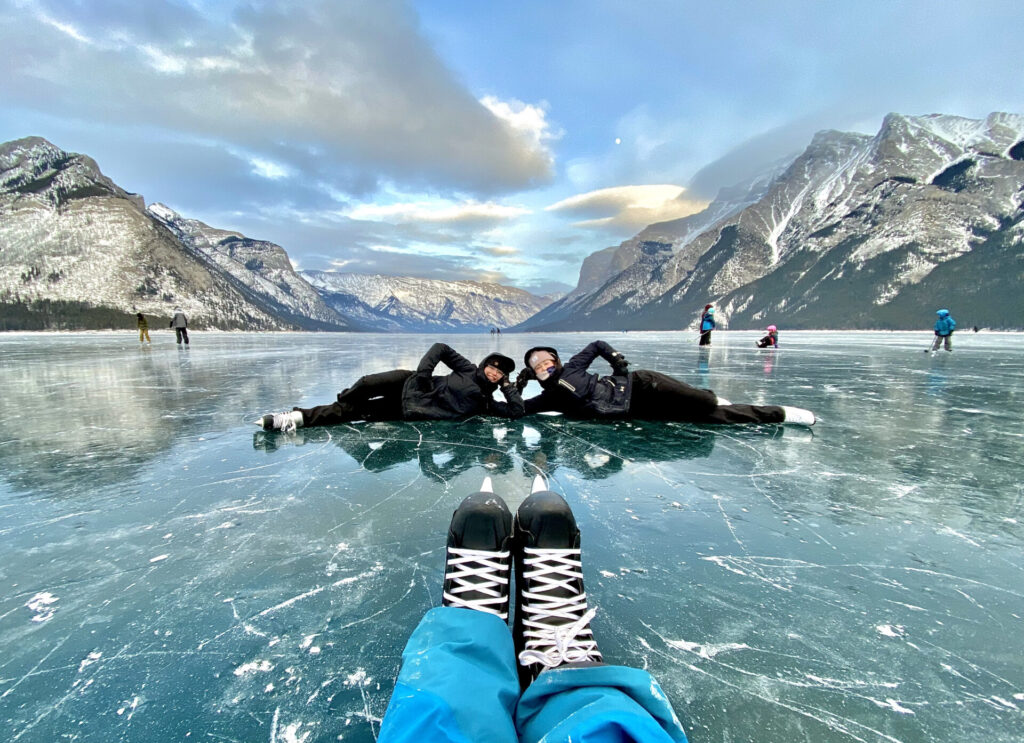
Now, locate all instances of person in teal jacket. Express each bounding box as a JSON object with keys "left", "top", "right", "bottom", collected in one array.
[
  {"left": 929, "top": 309, "right": 956, "bottom": 352},
  {"left": 377, "top": 476, "right": 689, "bottom": 743},
  {"left": 698, "top": 304, "right": 715, "bottom": 346}
]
